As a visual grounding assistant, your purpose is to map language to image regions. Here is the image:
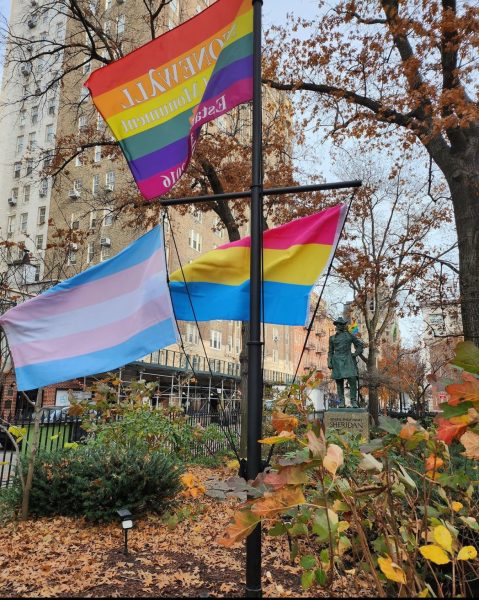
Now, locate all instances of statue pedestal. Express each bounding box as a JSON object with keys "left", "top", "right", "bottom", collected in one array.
[{"left": 324, "top": 408, "right": 369, "bottom": 440}]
